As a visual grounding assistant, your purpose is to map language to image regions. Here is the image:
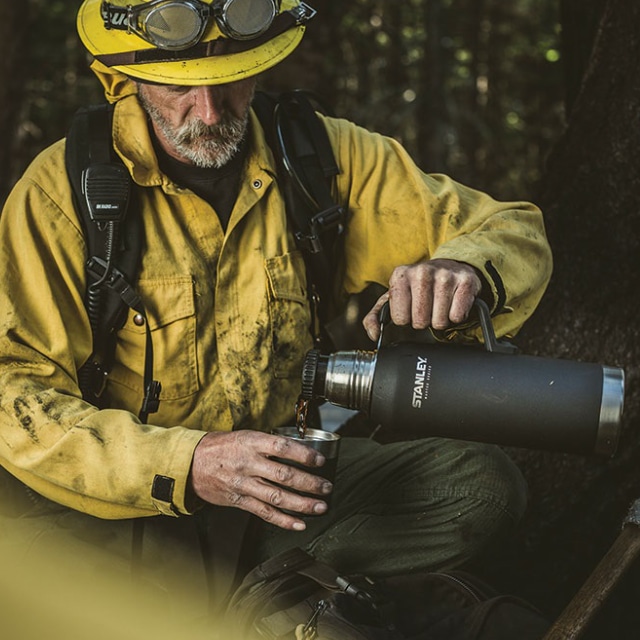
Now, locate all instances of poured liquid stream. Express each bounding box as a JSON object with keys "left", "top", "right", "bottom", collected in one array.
[{"left": 295, "top": 396, "right": 309, "bottom": 439}]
